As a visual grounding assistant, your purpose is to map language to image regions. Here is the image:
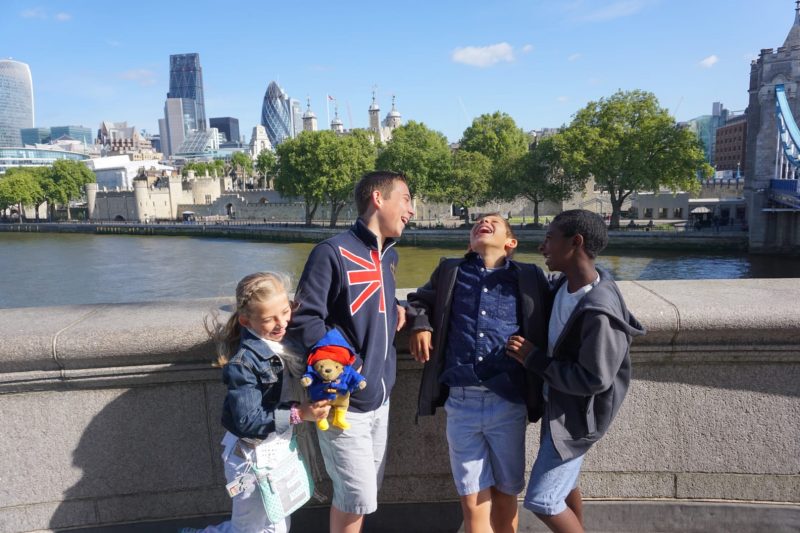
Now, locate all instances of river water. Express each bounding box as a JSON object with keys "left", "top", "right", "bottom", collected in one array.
[{"left": 2, "top": 232, "right": 799, "bottom": 309}]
